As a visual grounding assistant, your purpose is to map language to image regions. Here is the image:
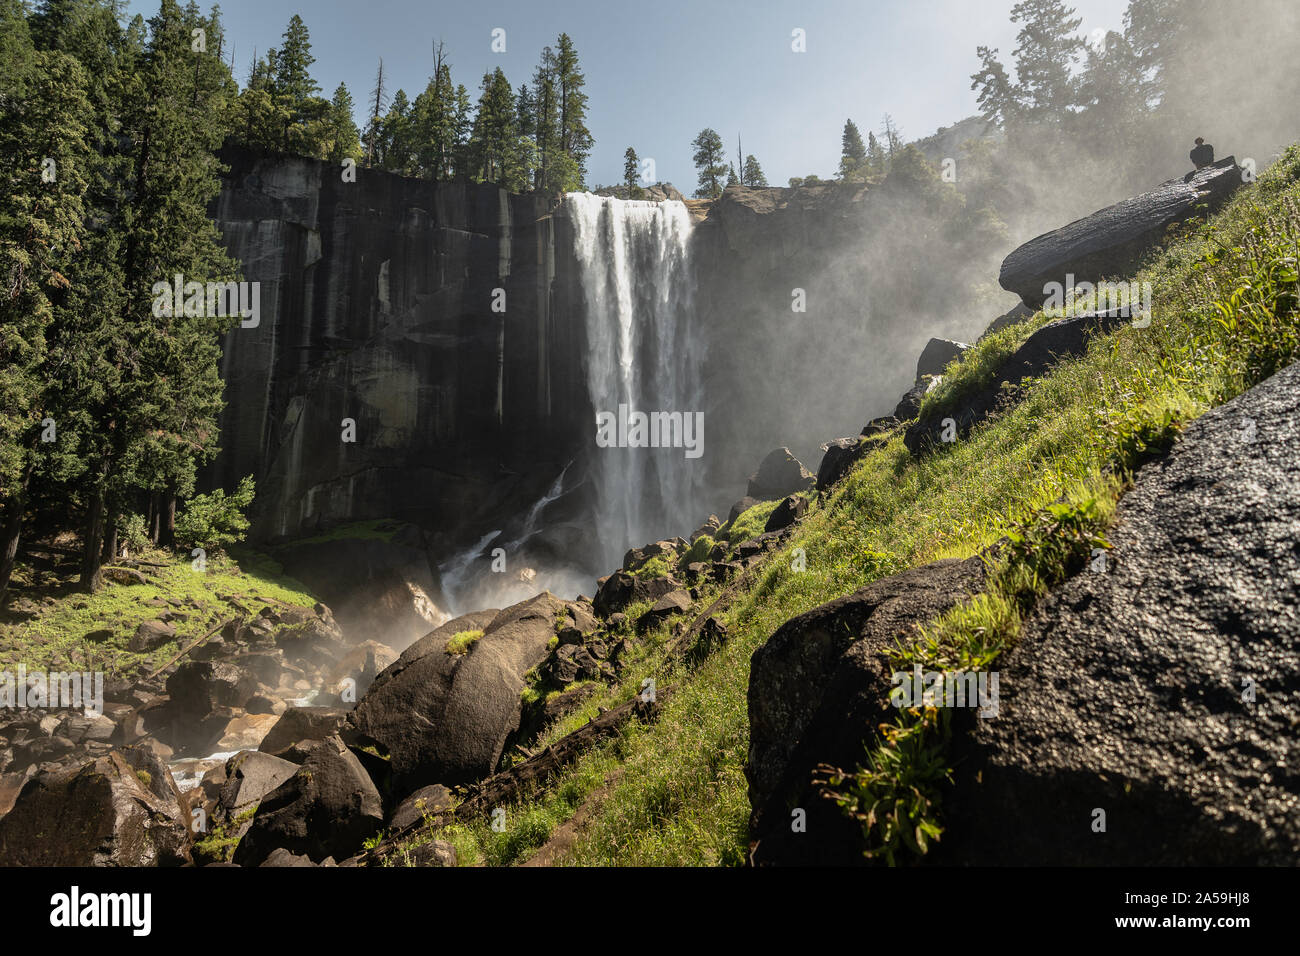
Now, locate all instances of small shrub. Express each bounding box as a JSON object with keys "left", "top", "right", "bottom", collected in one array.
[{"left": 174, "top": 476, "right": 255, "bottom": 553}]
